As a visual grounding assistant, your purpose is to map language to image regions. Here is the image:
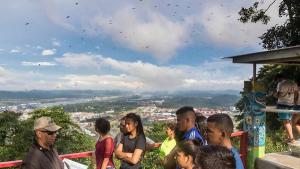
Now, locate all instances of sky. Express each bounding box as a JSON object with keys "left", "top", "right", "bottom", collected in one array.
[{"left": 0, "top": 0, "right": 286, "bottom": 91}]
